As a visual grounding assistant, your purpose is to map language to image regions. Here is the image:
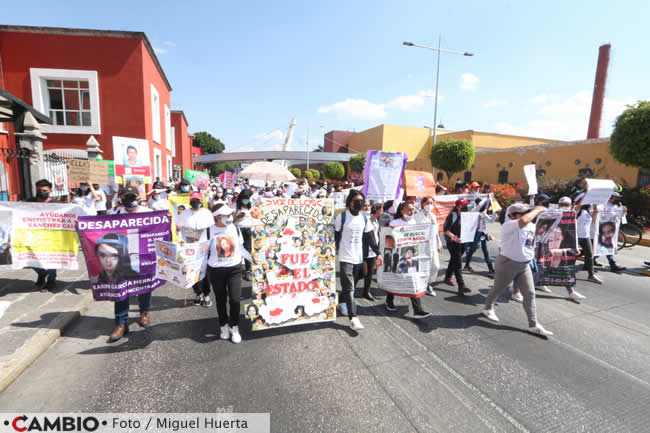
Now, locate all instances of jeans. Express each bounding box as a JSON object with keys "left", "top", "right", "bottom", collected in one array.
[
  {"left": 208, "top": 265, "right": 242, "bottom": 327},
  {"left": 240, "top": 227, "right": 252, "bottom": 272},
  {"left": 484, "top": 255, "right": 537, "bottom": 327},
  {"left": 445, "top": 240, "right": 465, "bottom": 287},
  {"left": 578, "top": 237, "right": 594, "bottom": 276},
  {"left": 386, "top": 293, "right": 424, "bottom": 313},
  {"left": 33, "top": 268, "right": 56, "bottom": 283},
  {"left": 464, "top": 231, "right": 494, "bottom": 271},
  {"left": 340, "top": 262, "right": 363, "bottom": 319},
  {"left": 114, "top": 292, "right": 152, "bottom": 326},
  {"left": 192, "top": 277, "right": 211, "bottom": 296},
  {"left": 362, "top": 257, "right": 377, "bottom": 295}
]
